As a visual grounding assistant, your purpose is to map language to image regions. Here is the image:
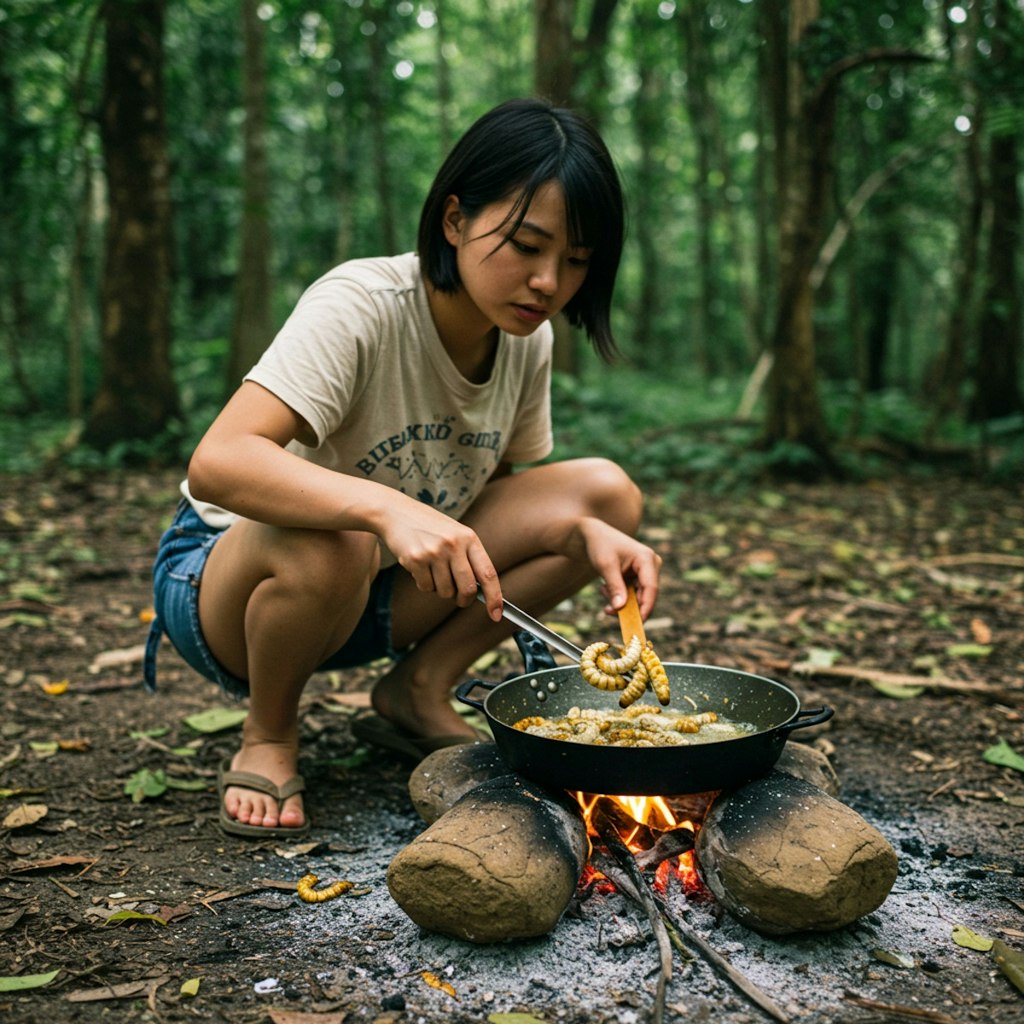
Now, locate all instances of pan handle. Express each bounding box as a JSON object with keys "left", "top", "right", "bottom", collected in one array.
[
  {"left": 514, "top": 629, "right": 558, "bottom": 674},
  {"left": 455, "top": 678, "right": 498, "bottom": 712},
  {"left": 777, "top": 705, "right": 834, "bottom": 735}
]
